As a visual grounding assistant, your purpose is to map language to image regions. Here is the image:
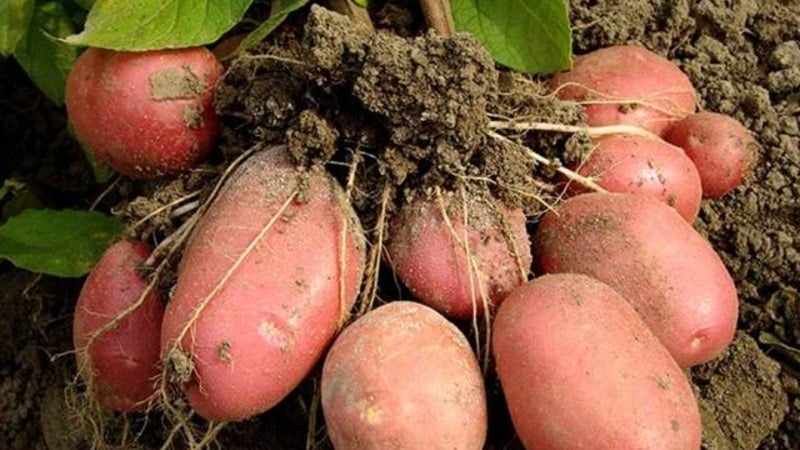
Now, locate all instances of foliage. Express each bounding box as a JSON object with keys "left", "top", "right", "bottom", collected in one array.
[
  {"left": 4, "top": 1, "right": 78, "bottom": 105},
  {"left": 451, "top": 0, "right": 572, "bottom": 74},
  {"left": 62, "top": 0, "right": 252, "bottom": 50},
  {"left": 0, "top": 209, "right": 124, "bottom": 277}
]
